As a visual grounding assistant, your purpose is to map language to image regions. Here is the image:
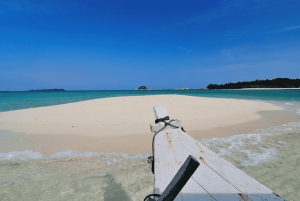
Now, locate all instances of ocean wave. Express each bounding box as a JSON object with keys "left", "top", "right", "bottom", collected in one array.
[
  {"left": 48, "top": 150, "right": 103, "bottom": 158},
  {"left": 0, "top": 150, "right": 148, "bottom": 162},
  {"left": 0, "top": 150, "right": 43, "bottom": 161},
  {"left": 240, "top": 147, "right": 277, "bottom": 167},
  {"left": 200, "top": 121, "right": 300, "bottom": 167},
  {"left": 296, "top": 109, "right": 300, "bottom": 115}
]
